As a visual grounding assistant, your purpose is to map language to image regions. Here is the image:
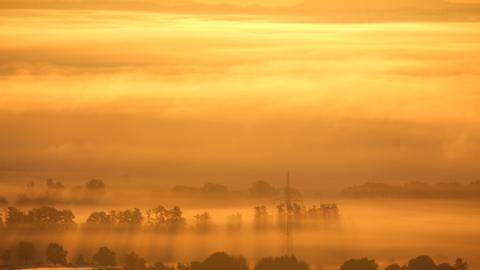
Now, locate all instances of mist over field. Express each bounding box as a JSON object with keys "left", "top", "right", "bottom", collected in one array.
[{"left": 1, "top": 198, "right": 480, "bottom": 270}]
